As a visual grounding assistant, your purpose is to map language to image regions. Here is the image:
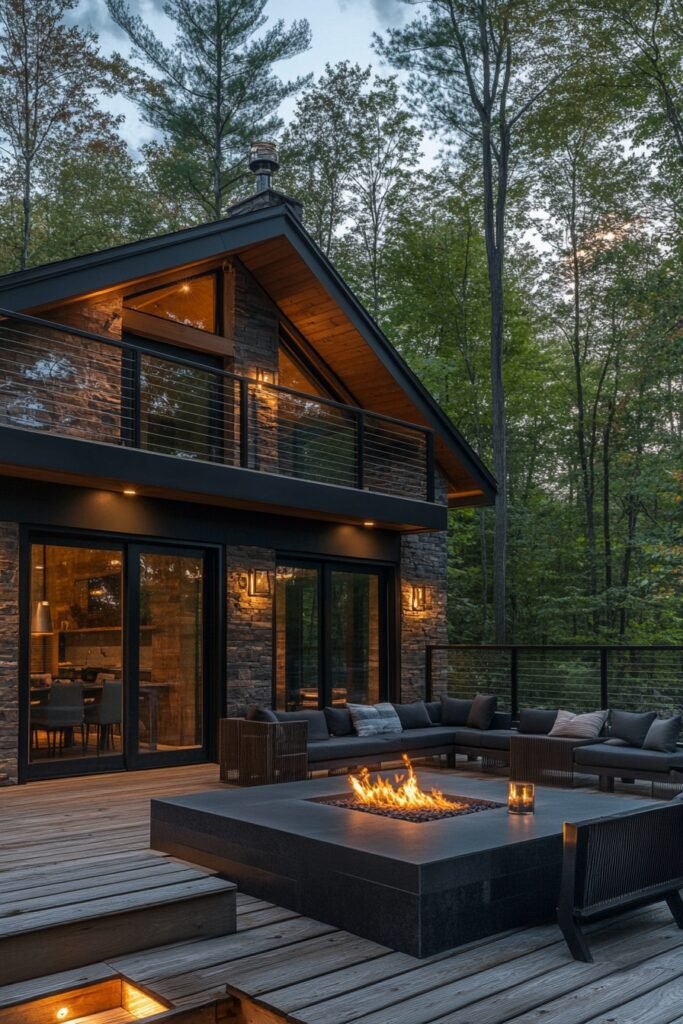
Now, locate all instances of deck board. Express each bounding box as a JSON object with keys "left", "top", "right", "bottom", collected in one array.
[{"left": 2, "top": 764, "right": 682, "bottom": 1024}]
